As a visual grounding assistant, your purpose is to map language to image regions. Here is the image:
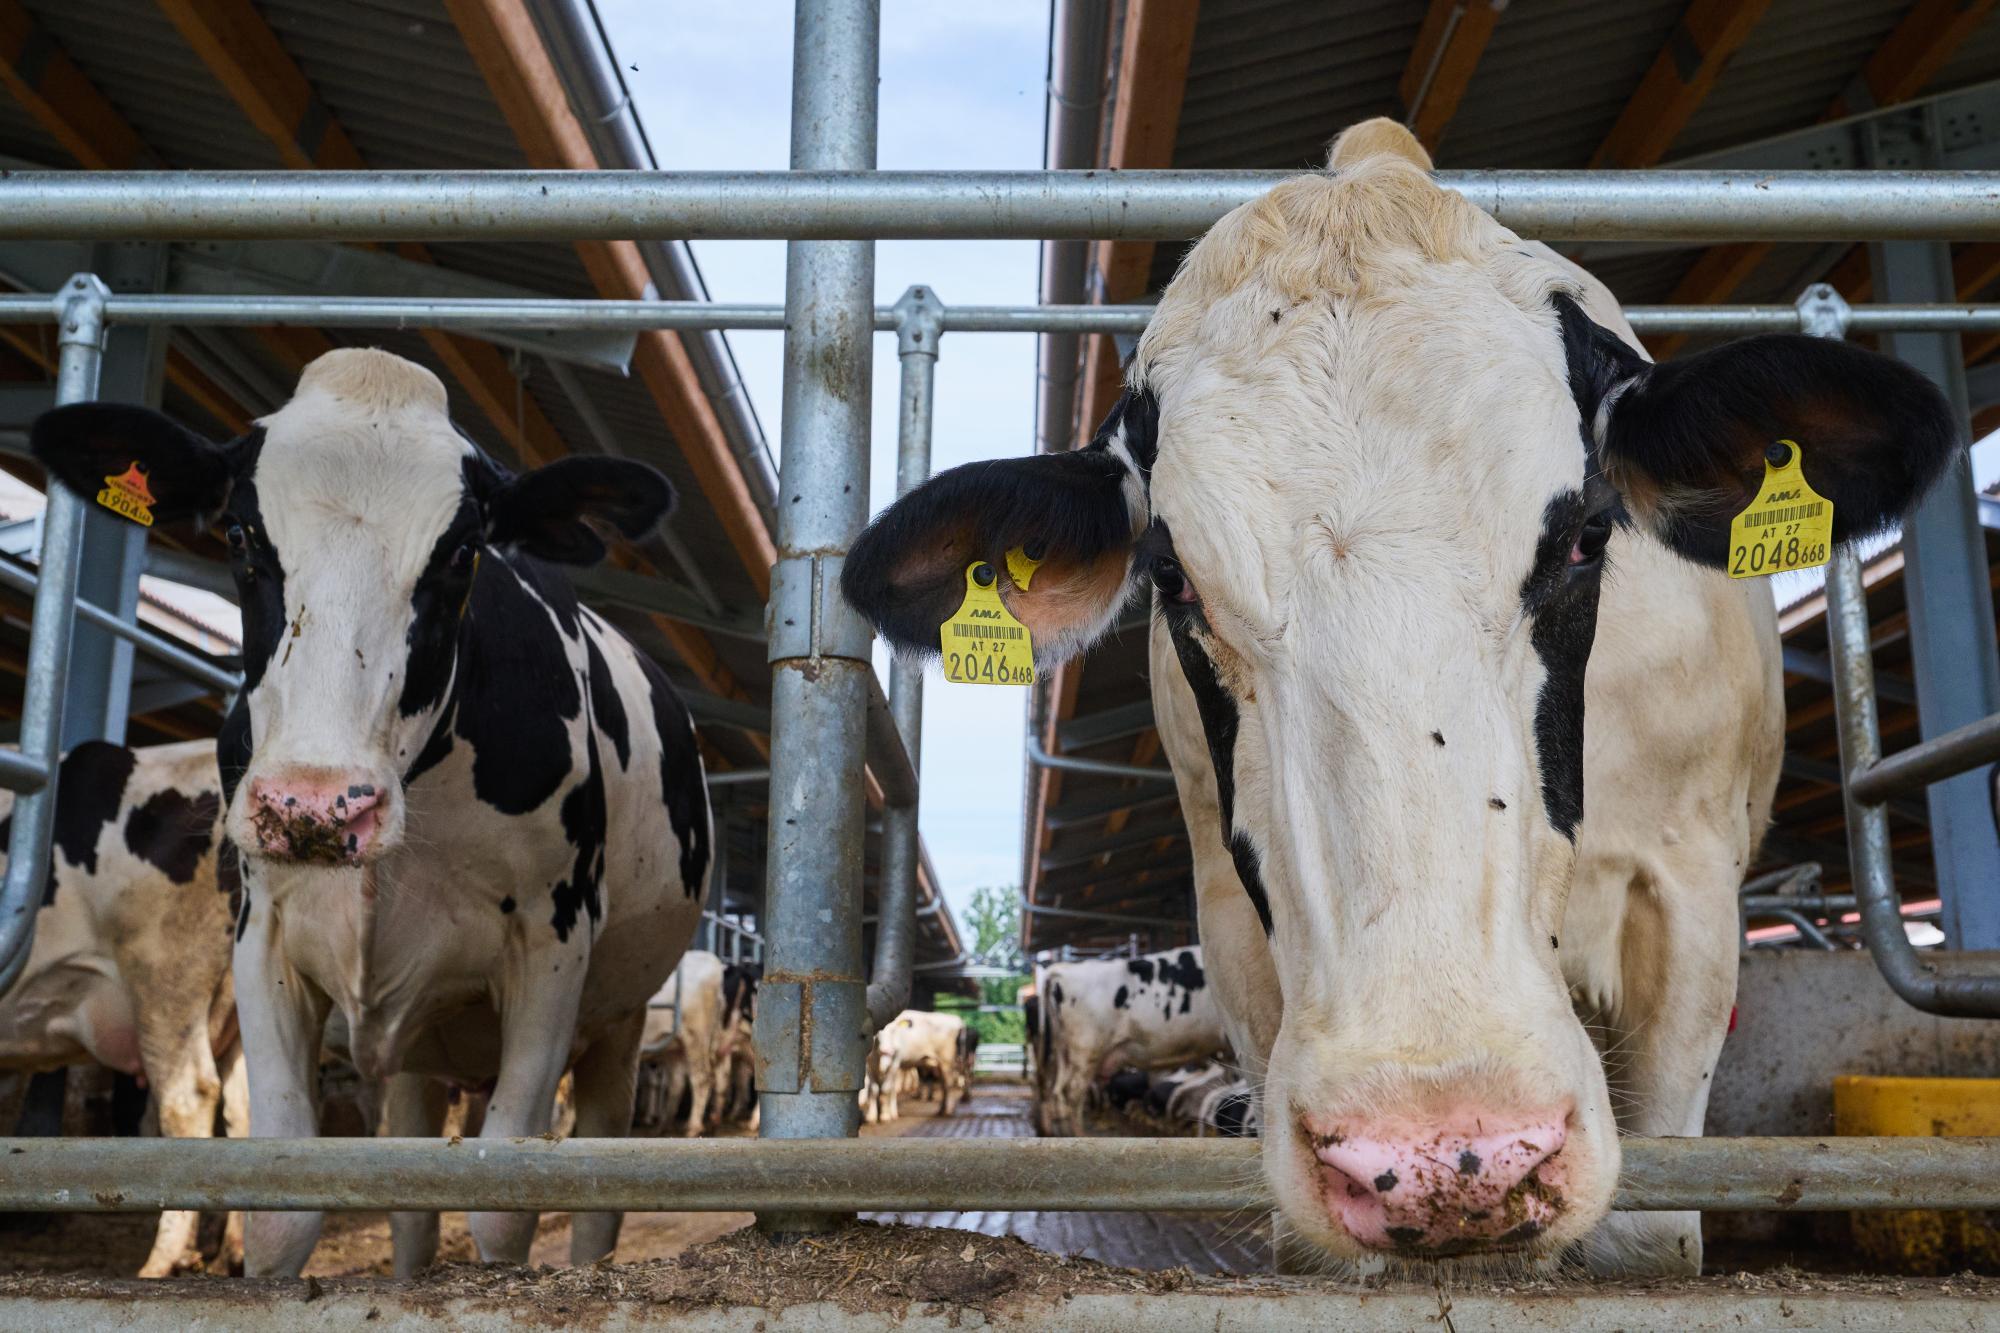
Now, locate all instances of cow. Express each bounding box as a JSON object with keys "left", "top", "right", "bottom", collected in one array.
[
  {"left": 635, "top": 951, "right": 756, "bottom": 1136},
  {"left": 31, "top": 347, "right": 713, "bottom": 1279},
  {"left": 863, "top": 1009, "right": 970, "bottom": 1122},
  {"left": 0, "top": 739, "right": 244, "bottom": 1276},
  {"left": 842, "top": 119, "right": 1959, "bottom": 1274},
  {"left": 1030, "top": 948, "right": 1228, "bottom": 1137}
]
